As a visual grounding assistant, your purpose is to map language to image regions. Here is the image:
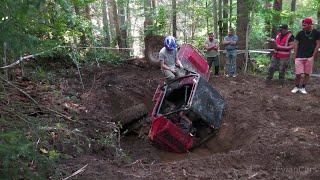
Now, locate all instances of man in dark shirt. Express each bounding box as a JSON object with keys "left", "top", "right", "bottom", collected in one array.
[{"left": 291, "top": 18, "right": 320, "bottom": 94}]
